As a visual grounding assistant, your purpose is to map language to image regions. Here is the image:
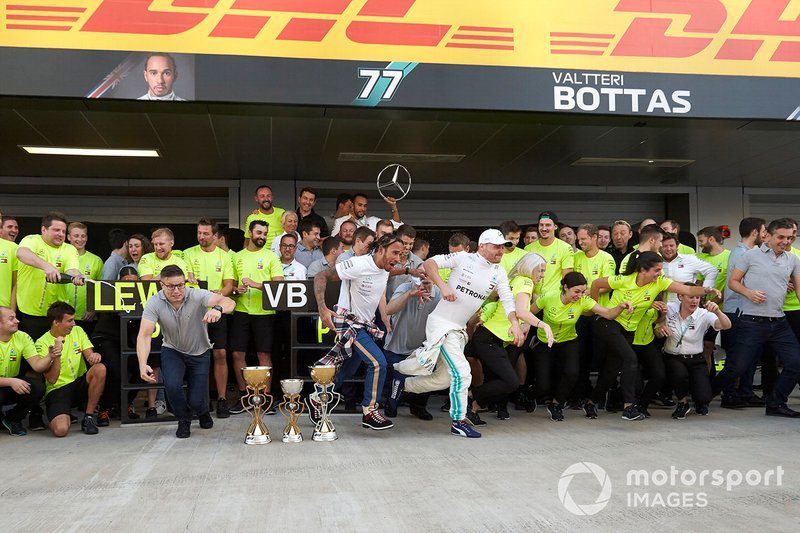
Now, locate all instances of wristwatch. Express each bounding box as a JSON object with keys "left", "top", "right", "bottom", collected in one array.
[{"left": 212, "top": 305, "right": 223, "bottom": 313}]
